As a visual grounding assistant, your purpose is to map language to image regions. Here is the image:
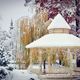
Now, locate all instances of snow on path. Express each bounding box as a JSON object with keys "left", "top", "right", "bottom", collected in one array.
[{"left": 11, "top": 70, "right": 39, "bottom": 80}]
